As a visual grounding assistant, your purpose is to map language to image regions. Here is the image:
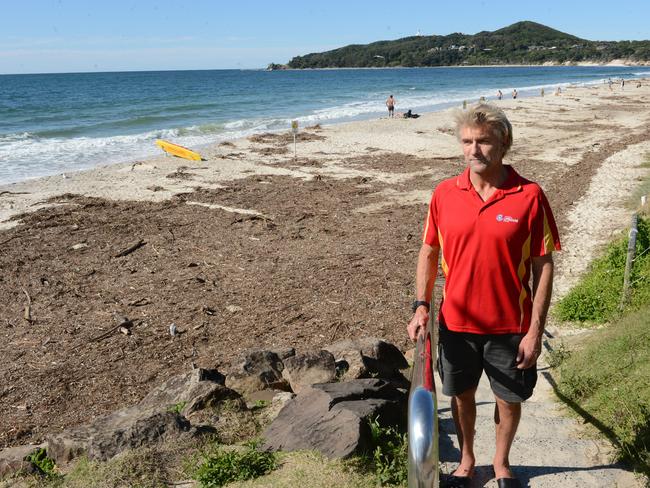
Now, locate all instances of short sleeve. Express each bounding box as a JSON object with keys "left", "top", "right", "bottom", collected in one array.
[
  {"left": 422, "top": 190, "right": 439, "bottom": 247},
  {"left": 530, "top": 189, "right": 561, "bottom": 257}
]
